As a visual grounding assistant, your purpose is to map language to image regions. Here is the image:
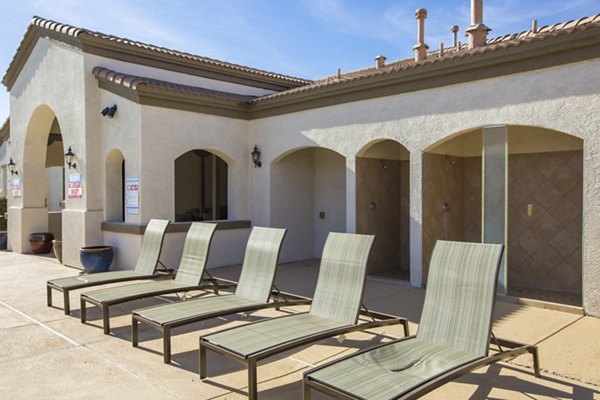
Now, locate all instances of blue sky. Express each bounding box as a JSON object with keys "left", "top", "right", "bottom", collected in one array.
[{"left": 0, "top": 0, "right": 598, "bottom": 123}]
